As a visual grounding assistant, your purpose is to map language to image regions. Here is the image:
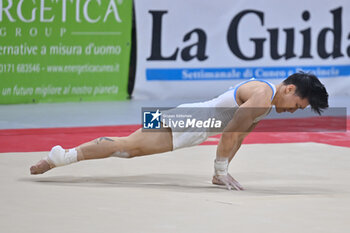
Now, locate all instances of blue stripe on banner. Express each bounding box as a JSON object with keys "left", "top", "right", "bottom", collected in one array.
[{"left": 146, "top": 65, "right": 350, "bottom": 81}]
